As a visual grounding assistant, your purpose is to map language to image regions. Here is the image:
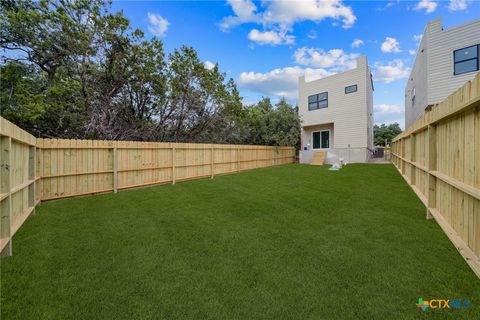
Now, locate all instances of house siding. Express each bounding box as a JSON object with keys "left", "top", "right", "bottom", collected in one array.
[
  {"left": 299, "top": 57, "right": 371, "bottom": 150},
  {"left": 366, "top": 63, "right": 374, "bottom": 150},
  {"left": 405, "top": 18, "right": 480, "bottom": 128},
  {"left": 428, "top": 19, "right": 480, "bottom": 104}
]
